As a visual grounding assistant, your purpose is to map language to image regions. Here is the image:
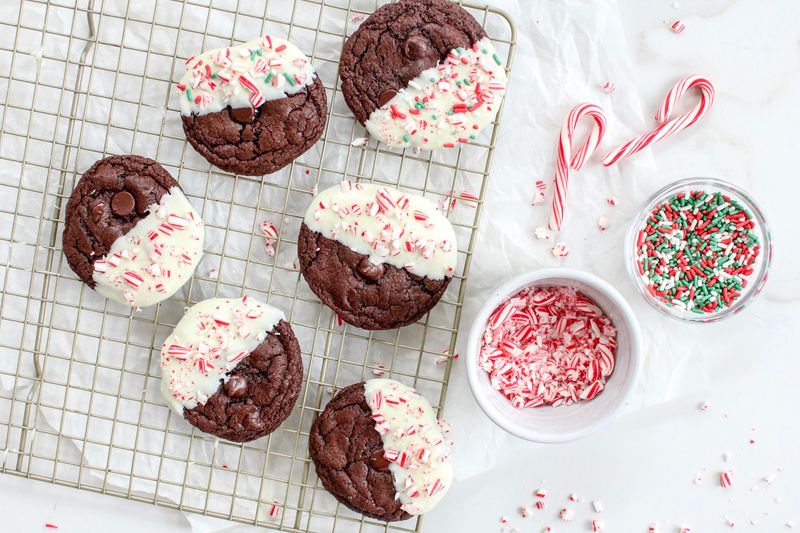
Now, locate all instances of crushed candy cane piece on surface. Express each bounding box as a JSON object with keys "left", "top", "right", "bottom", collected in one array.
[
  {"left": 551, "top": 242, "right": 570, "bottom": 257},
  {"left": 720, "top": 470, "right": 733, "bottom": 488},
  {"left": 670, "top": 19, "right": 686, "bottom": 33},
  {"left": 601, "top": 81, "right": 615, "bottom": 94},
  {"left": 598, "top": 214, "right": 610, "bottom": 231},
  {"left": 534, "top": 227, "right": 551, "bottom": 240}
]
